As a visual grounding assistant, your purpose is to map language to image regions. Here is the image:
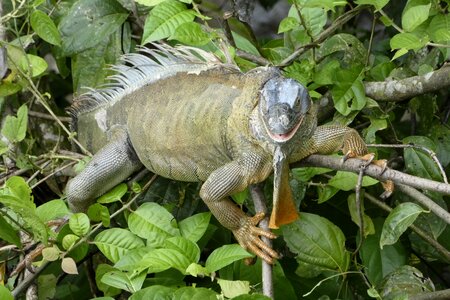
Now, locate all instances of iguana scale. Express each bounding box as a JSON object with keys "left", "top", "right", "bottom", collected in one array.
[{"left": 66, "top": 44, "right": 368, "bottom": 263}]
